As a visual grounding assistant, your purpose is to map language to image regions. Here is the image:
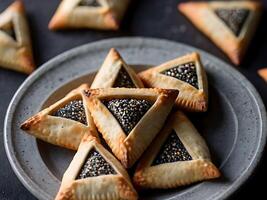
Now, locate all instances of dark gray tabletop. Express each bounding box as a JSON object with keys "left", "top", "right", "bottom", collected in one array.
[{"left": 0, "top": 0, "right": 266, "bottom": 199}]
